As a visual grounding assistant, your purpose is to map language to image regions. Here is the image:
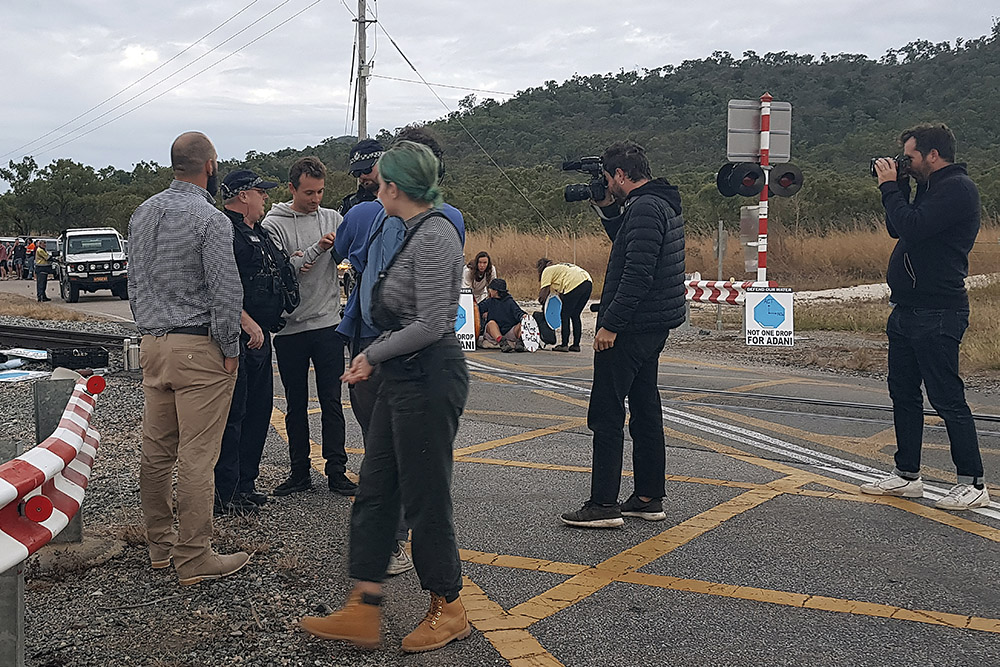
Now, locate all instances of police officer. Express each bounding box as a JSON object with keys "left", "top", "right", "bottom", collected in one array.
[
  {"left": 214, "top": 169, "right": 292, "bottom": 515},
  {"left": 339, "top": 138, "right": 383, "bottom": 215}
]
